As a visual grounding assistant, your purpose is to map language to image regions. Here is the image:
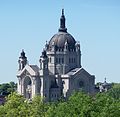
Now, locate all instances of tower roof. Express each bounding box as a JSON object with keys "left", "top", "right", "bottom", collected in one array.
[
  {"left": 58, "top": 9, "right": 67, "bottom": 32},
  {"left": 20, "top": 49, "right": 27, "bottom": 59}
]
